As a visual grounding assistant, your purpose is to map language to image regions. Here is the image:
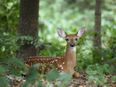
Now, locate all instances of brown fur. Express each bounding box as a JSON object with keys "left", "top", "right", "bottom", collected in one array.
[{"left": 25, "top": 29, "right": 85, "bottom": 77}]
